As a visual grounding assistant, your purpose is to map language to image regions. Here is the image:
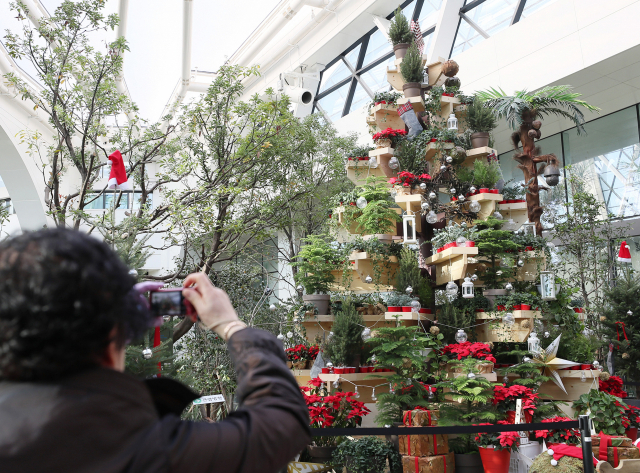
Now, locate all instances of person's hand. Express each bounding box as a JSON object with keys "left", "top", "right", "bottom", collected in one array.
[{"left": 182, "top": 273, "right": 239, "bottom": 335}]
